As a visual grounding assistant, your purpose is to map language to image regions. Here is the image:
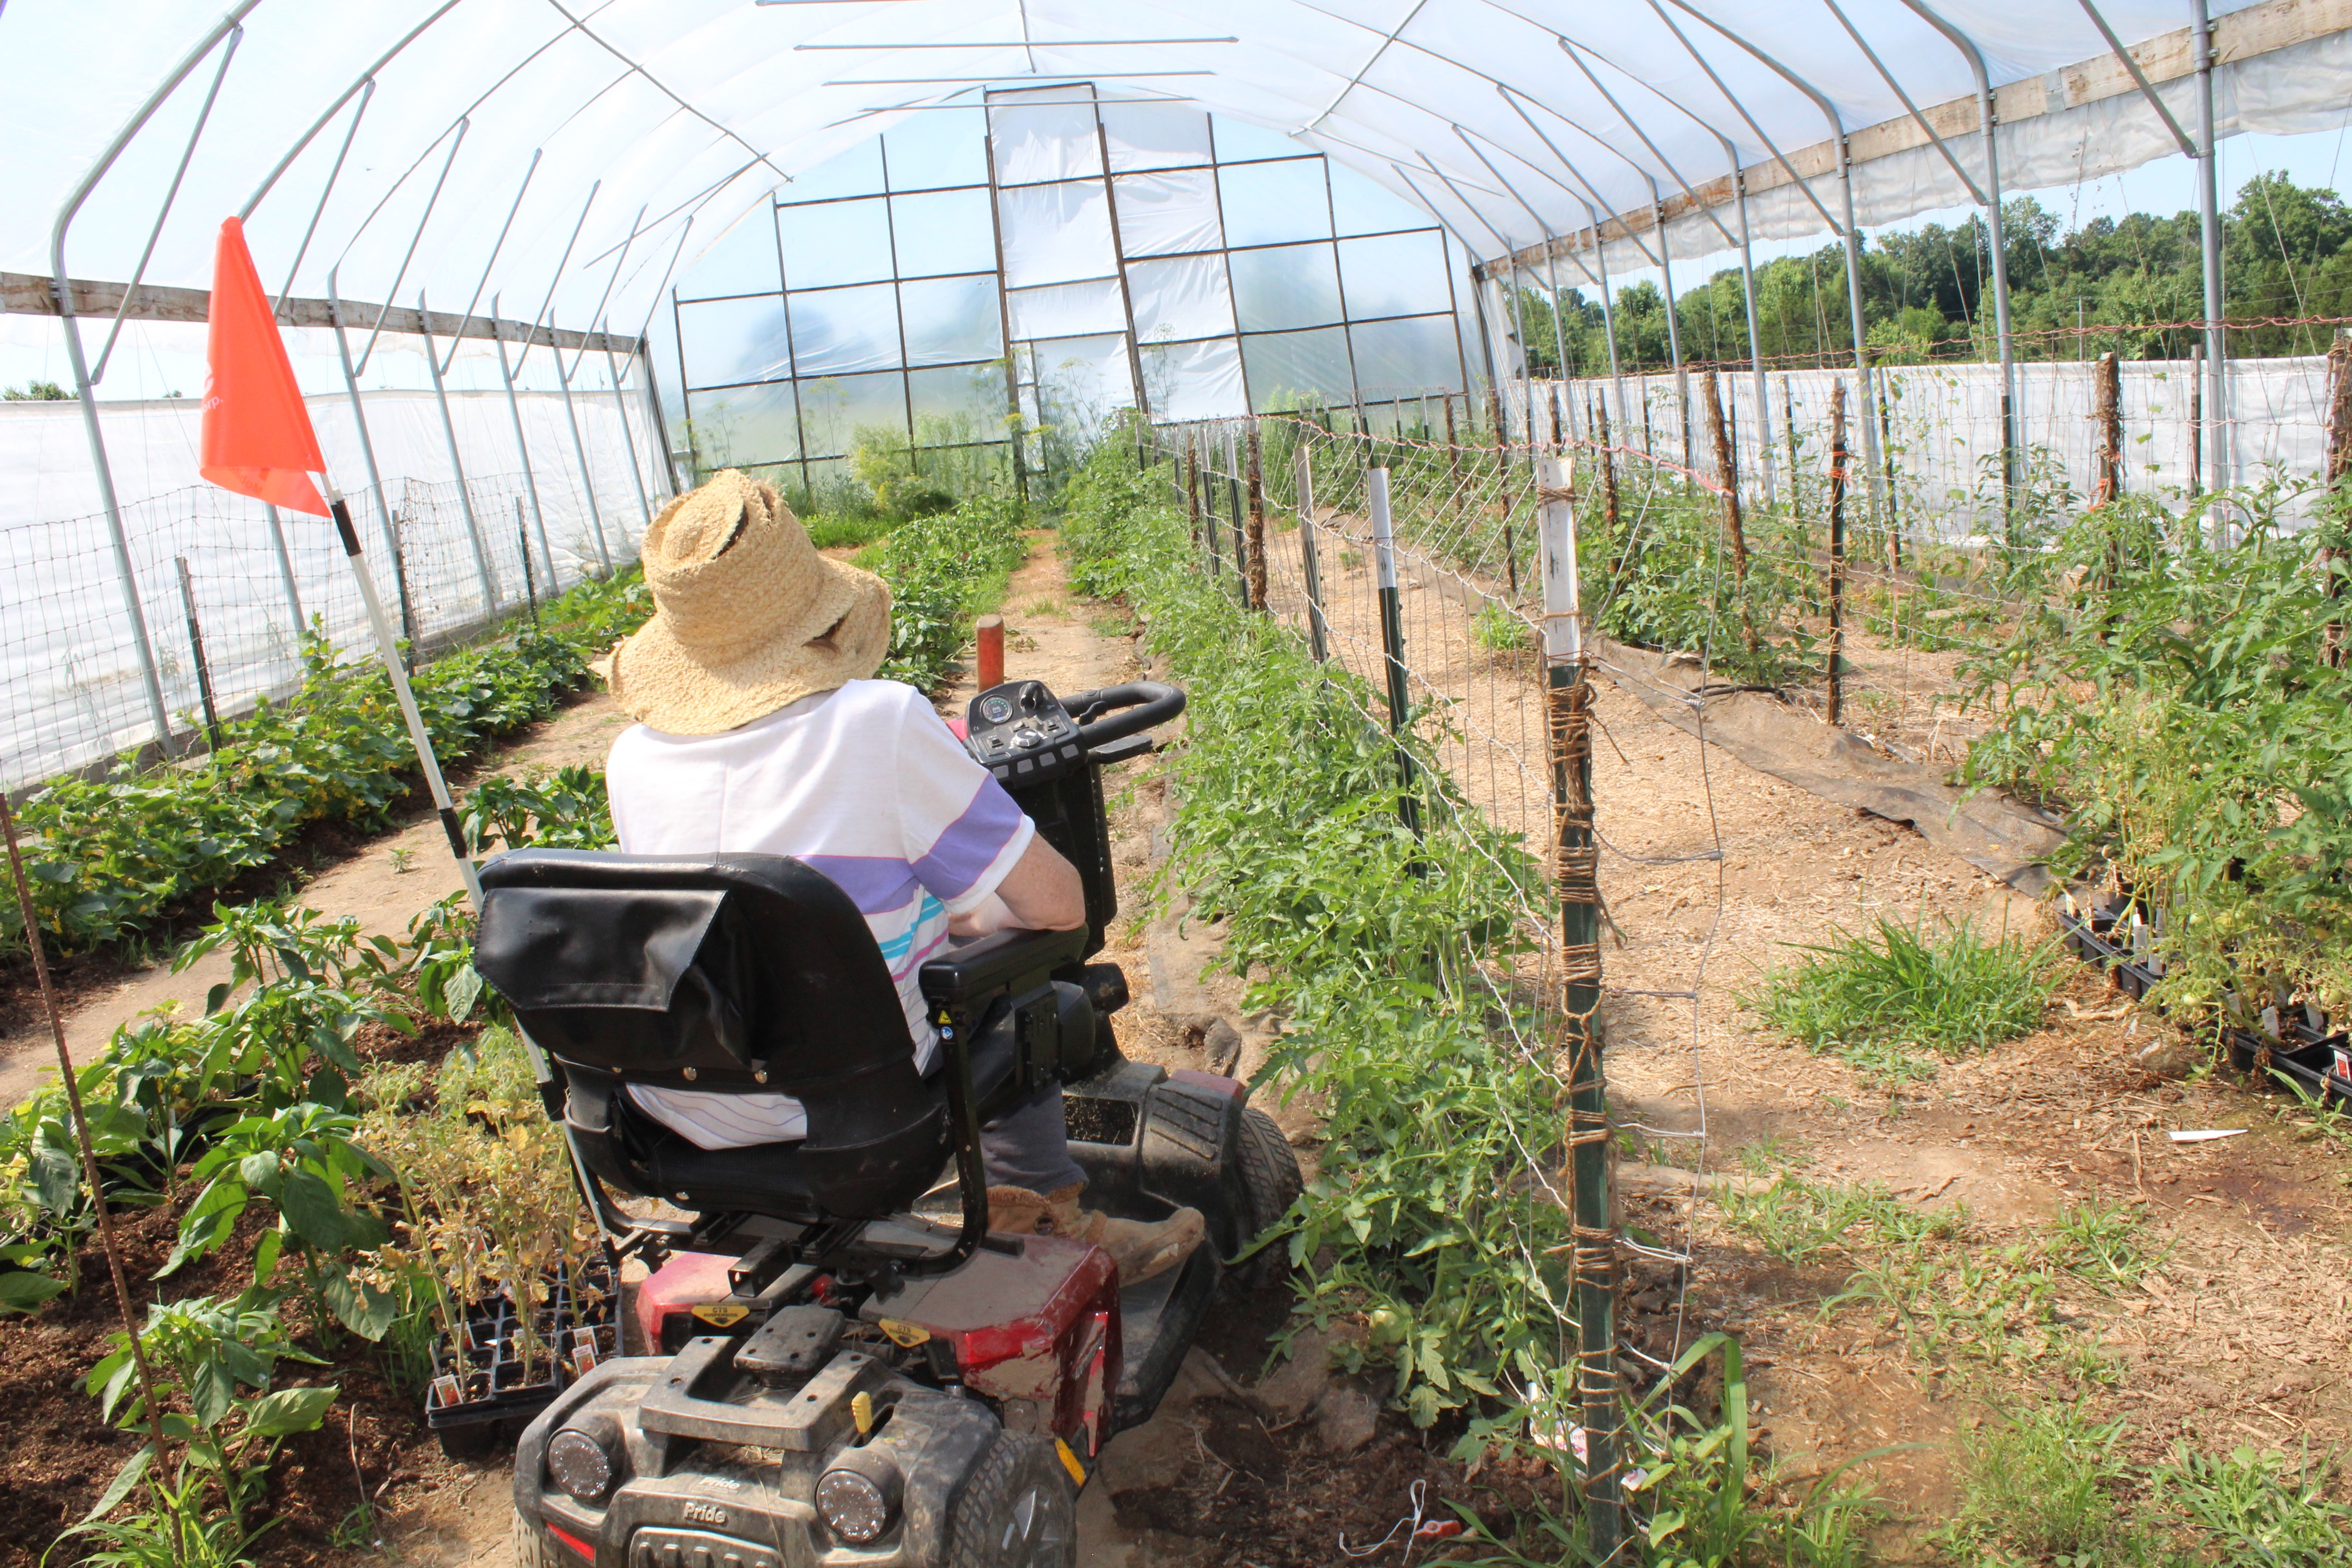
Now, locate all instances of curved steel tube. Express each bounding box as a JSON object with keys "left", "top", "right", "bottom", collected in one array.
[
  {"left": 1894, "top": 0, "right": 2020, "bottom": 509},
  {"left": 1656, "top": 0, "right": 1884, "bottom": 521},
  {"left": 49, "top": 0, "right": 269, "bottom": 758}
]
